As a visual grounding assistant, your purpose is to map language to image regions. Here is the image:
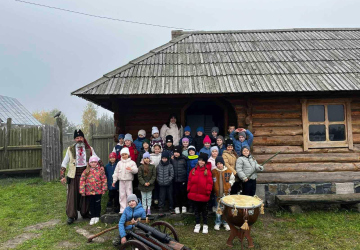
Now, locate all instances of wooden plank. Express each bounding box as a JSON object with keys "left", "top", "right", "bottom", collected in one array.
[
  {"left": 92, "top": 134, "right": 115, "bottom": 139},
  {"left": 301, "top": 100, "right": 309, "bottom": 151},
  {"left": 347, "top": 101, "right": 354, "bottom": 150},
  {"left": 4, "top": 118, "right": 11, "bottom": 169},
  {"left": 353, "top": 125, "right": 360, "bottom": 133},
  {"left": 255, "top": 153, "right": 360, "bottom": 163},
  {"left": 252, "top": 112, "right": 301, "bottom": 119},
  {"left": 42, "top": 125, "right": 47, "bottom": 181},
  {"left": 352, "top": 116, "right": 360, "bottom": 125},
  {"left": 253, "top": 118, "right": 302, "bottom": 127},
  {"left": 0, "top": 168, "right": 42, "bottom": 174},
  {"left": 252, "top": 127, "right": 303, "bottom": 136},
  {"left": 252, "top": 104, "right": 301, "bottom": 112},
  {"left": 0, "top": 145, "right": 42, "bottom": 151},
  {"left": 253, "top": 135, "right": 303, "bottom": 146},
  {"left": 276, "top": 193, "right": 360, "bottom": 205},
  {"left": 263, "top": 163, "right": 360, "bottom": 173},
  {"left": 257, "top": 171, "right": 360, "bottom": 183},
  {"left": 253, "top": 145, "right": 360, "bottom": 154}
]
